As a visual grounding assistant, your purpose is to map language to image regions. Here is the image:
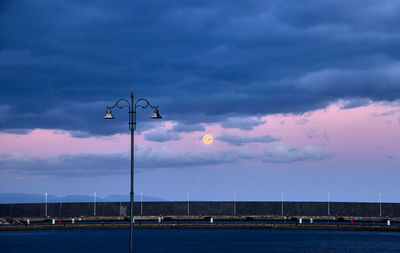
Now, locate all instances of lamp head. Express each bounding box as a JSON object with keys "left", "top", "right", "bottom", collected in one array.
[
  {"left": 151, "top": 108, "right": 162, "bottom": 119},
  {"left": 103, "top": 108, "right": 115, "bottom": 119}
]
